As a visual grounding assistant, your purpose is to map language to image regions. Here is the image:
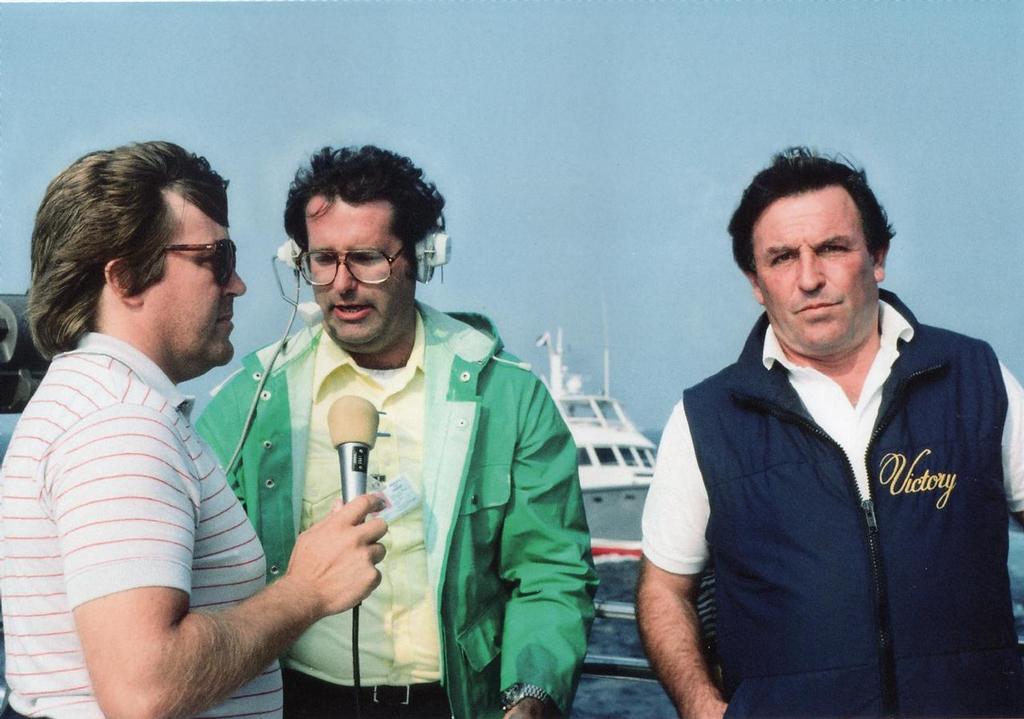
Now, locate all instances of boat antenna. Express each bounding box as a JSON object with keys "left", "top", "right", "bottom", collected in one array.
[
  {"left": 553, "top": 328, "right": 565, "bottom": 397},
  {"left": 601, "top": 294, "right": 610, "bottom": 398}
]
